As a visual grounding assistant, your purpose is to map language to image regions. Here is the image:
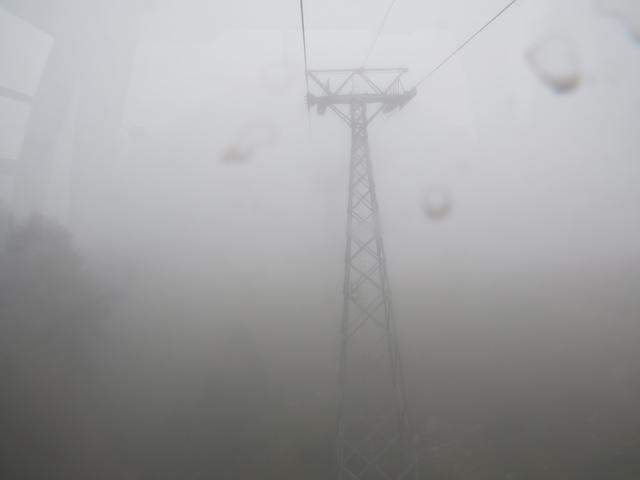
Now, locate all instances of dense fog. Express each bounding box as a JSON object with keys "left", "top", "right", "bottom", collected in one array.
[{"left": 1, "top": 0, "right": 639, "bottom": 479}]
